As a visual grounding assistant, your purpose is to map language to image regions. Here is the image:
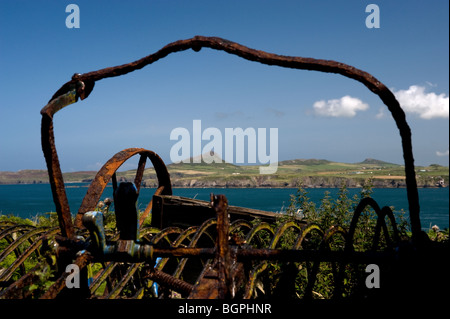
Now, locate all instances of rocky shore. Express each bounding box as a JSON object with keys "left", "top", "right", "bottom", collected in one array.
[
  {"left": 140, "top": 176, "right": 446, "bottom": 188},
  {"left": 1, "top": 159, "right": 447, "bottom": 189}
]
